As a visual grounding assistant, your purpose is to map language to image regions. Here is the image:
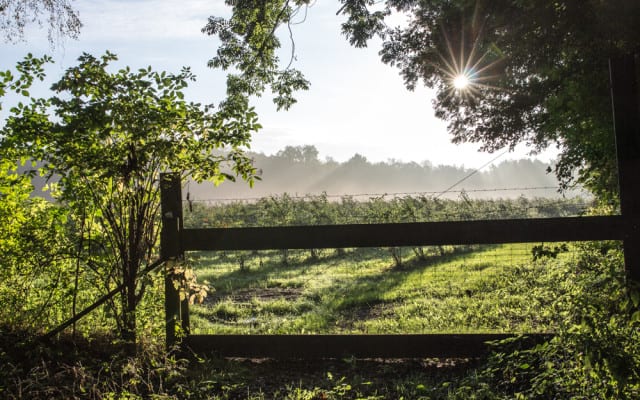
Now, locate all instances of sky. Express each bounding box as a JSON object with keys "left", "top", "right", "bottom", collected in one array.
[{"left": 0, "top": 0, "right": 558, "bottom": 168}]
